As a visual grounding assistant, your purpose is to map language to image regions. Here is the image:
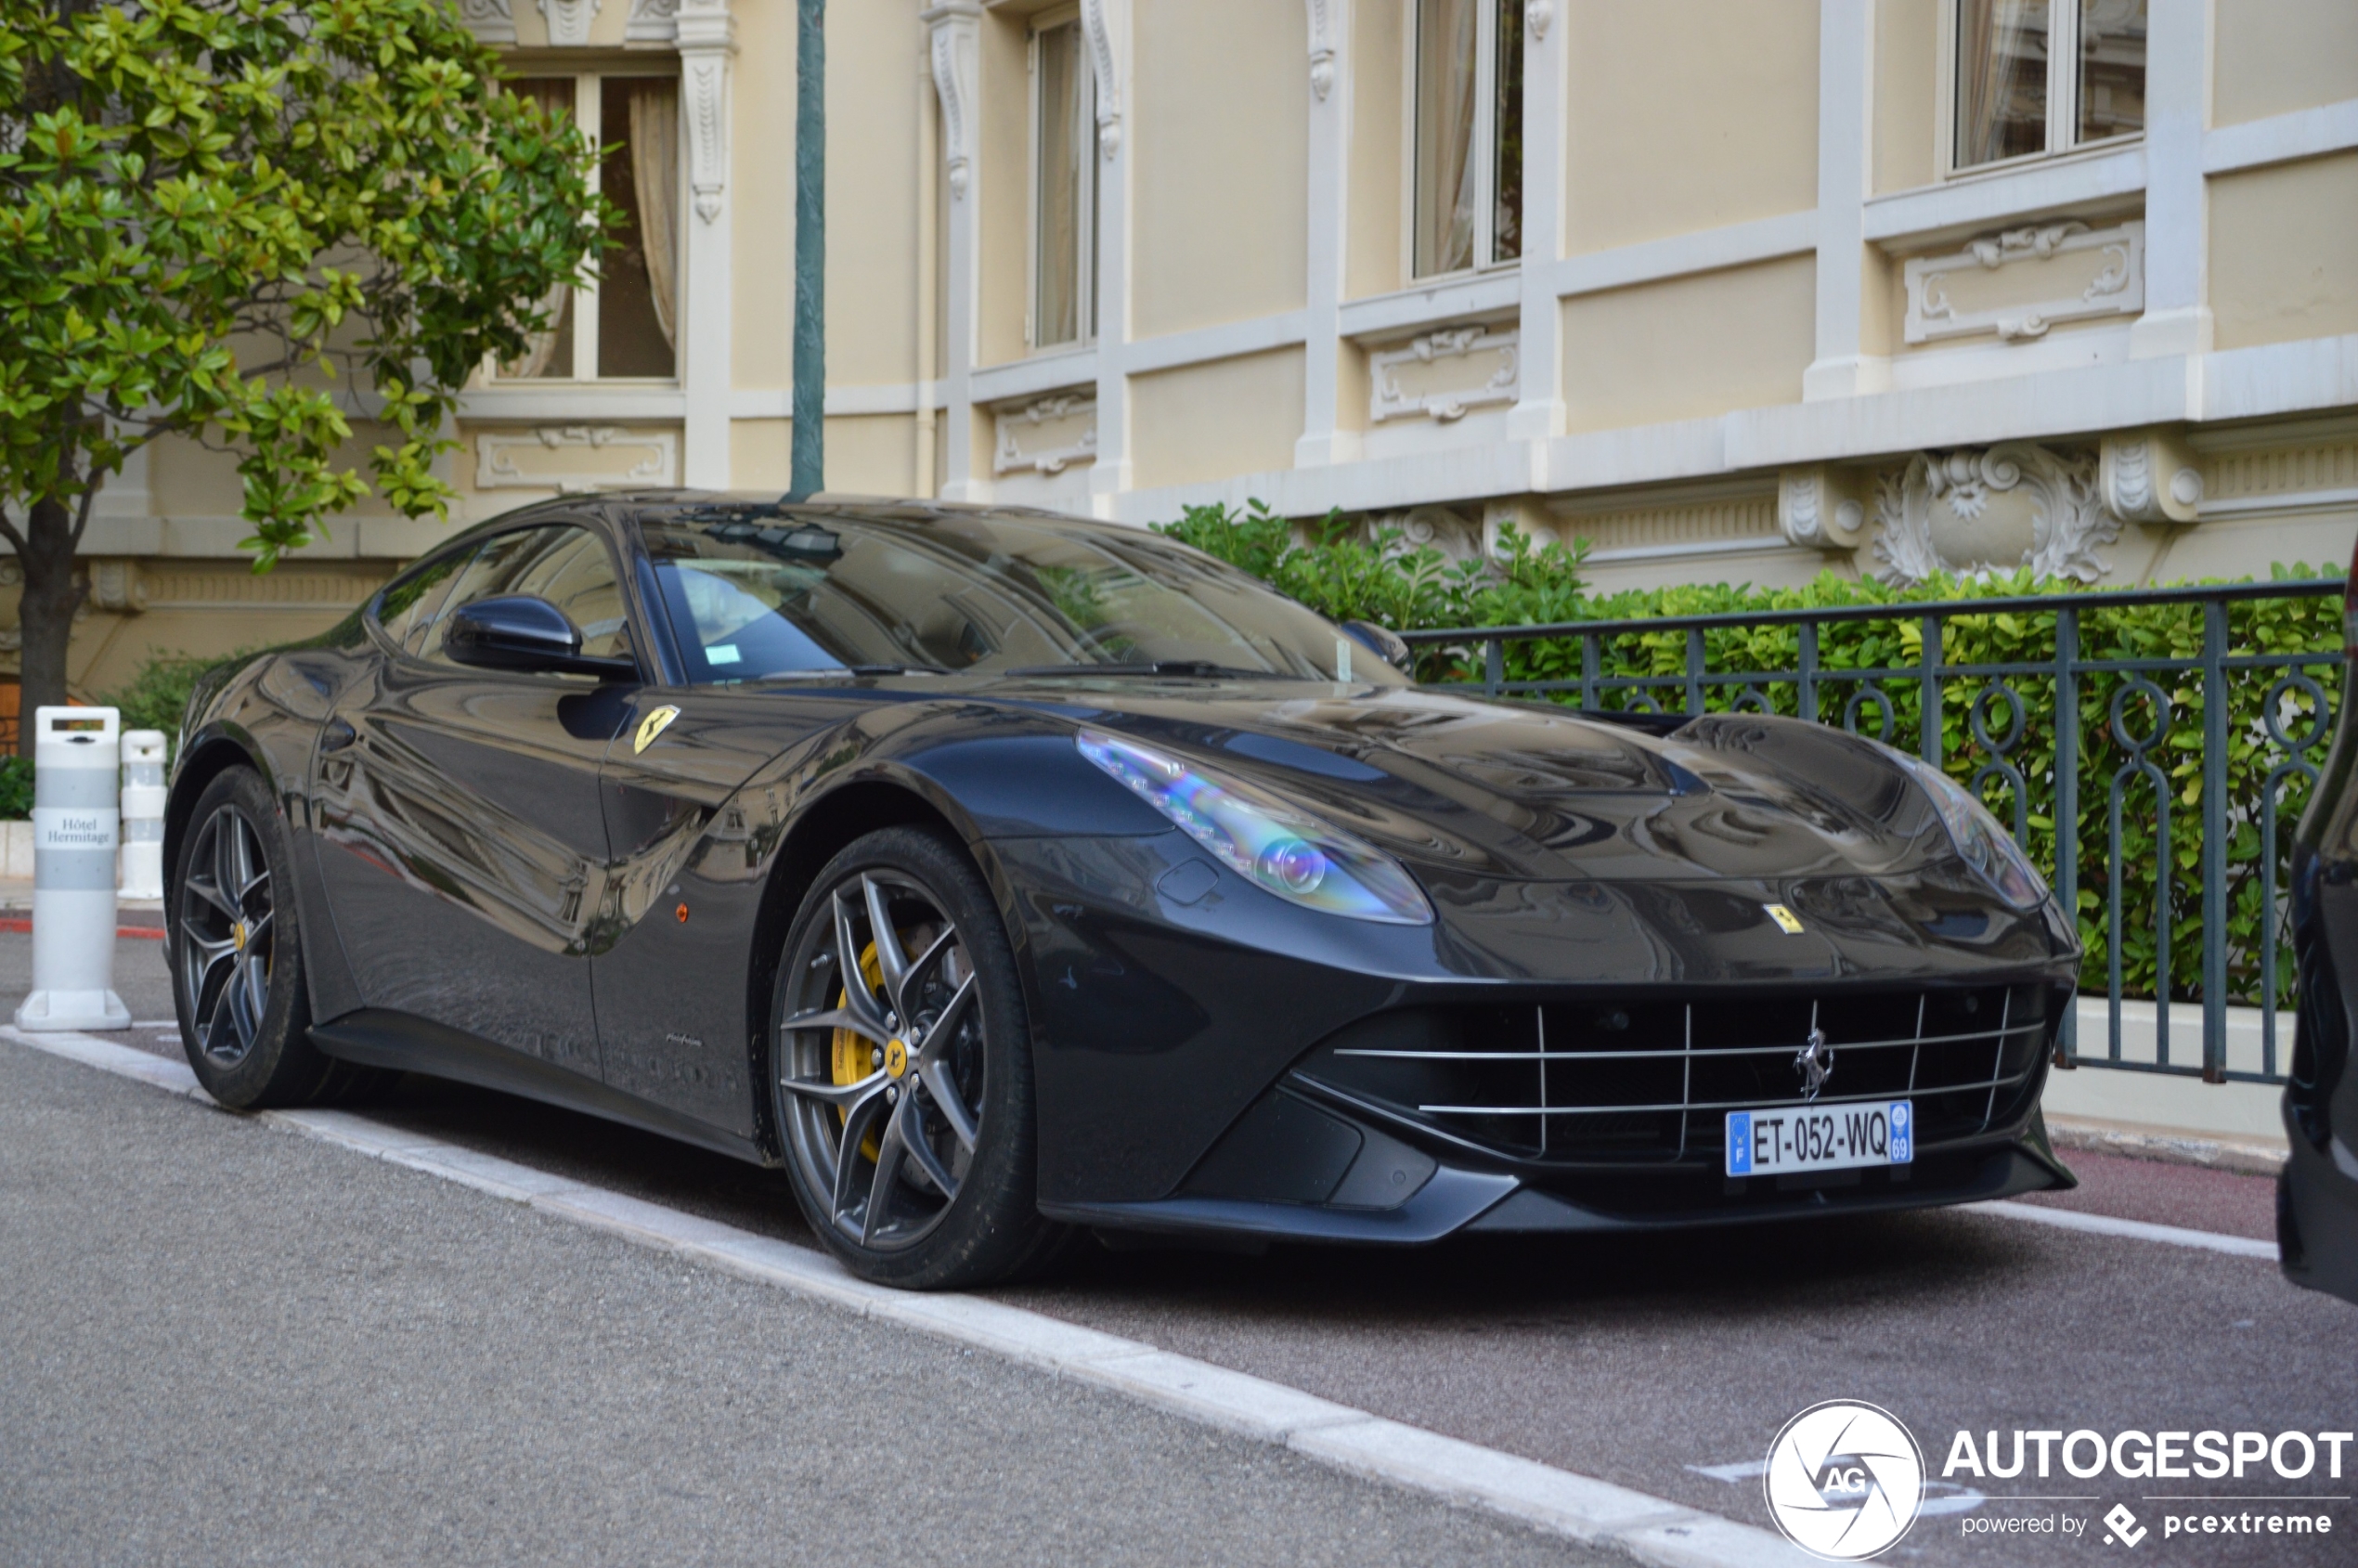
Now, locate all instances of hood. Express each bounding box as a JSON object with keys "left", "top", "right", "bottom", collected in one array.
[{"left": 990, "top": 678, "right": 1960, "bottom": 888}]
